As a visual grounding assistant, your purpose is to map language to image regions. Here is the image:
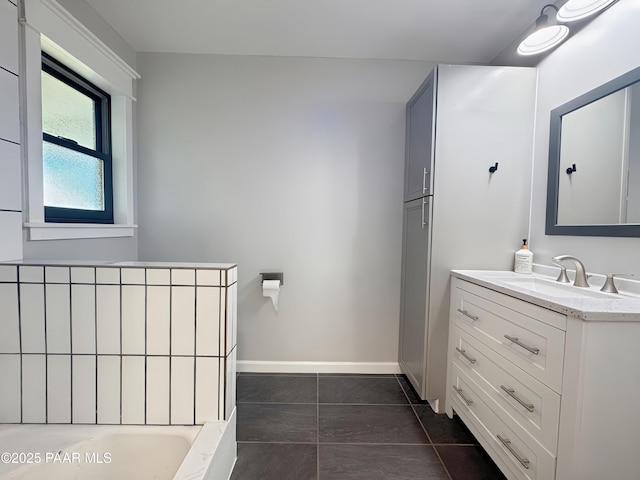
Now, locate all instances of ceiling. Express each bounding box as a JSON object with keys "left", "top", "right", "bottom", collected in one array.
[{"left": 84, "top": 0, "right": 553, "bottom": 64}]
